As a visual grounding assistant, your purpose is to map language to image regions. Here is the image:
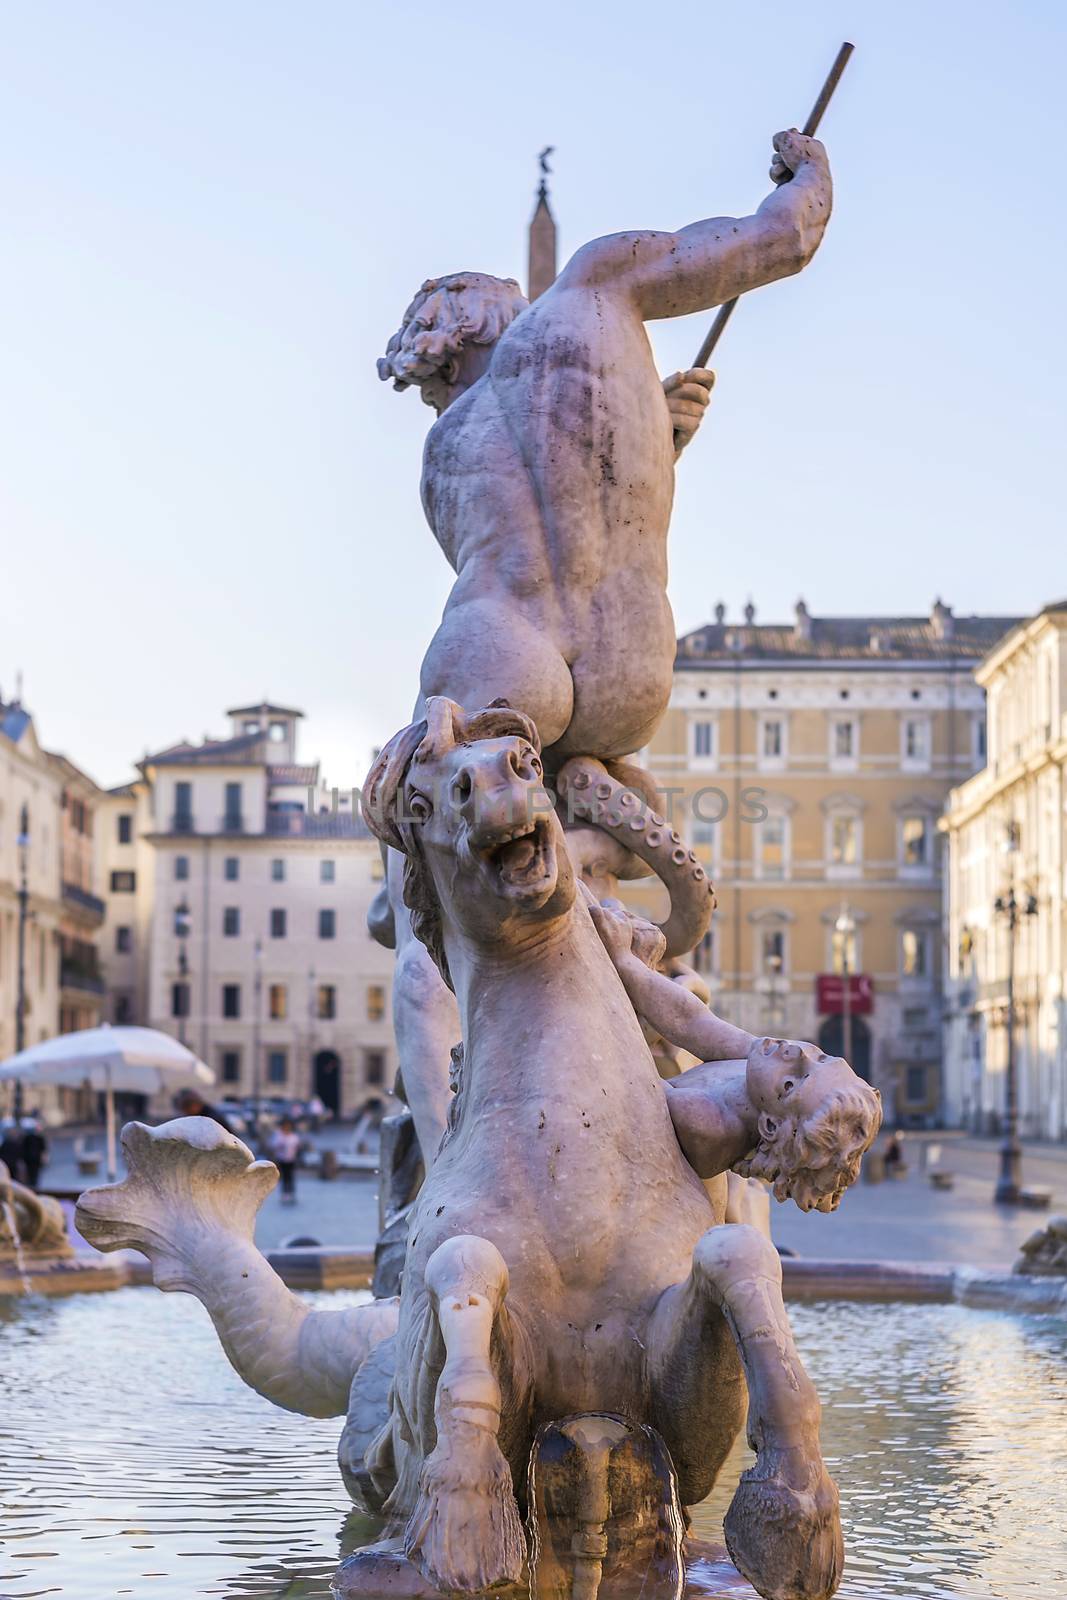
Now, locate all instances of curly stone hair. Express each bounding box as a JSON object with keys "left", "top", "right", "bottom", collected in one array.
[
  {"left": 377, "top": 273, "right": 528, "bottom": 392},
  {"left": 734, "top": 1078, "right": 882, "bottom": 1214}
]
